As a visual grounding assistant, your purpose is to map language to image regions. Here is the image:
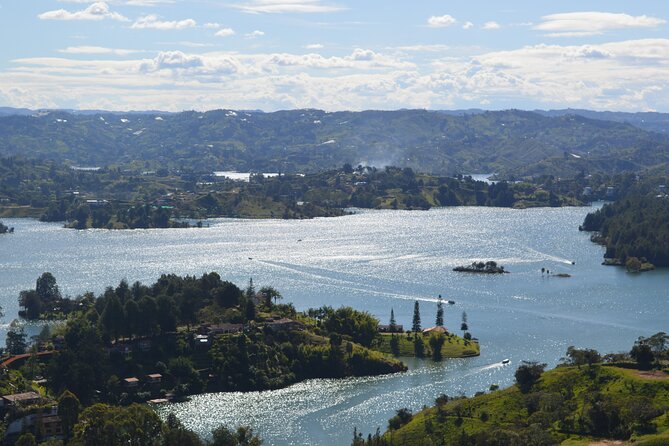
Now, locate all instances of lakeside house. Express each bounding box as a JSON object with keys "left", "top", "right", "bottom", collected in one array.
[
  {"left": 423, "top": 326, "right": 449, "bottom": 335},
  {"left": 0, "top": 391, "right": 43, "bottom": 410}
]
